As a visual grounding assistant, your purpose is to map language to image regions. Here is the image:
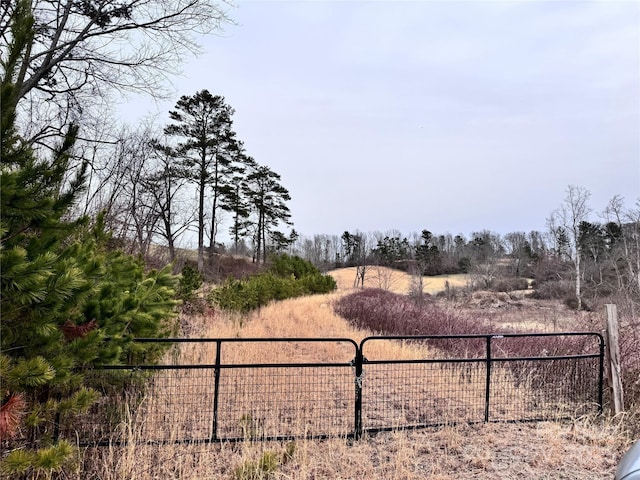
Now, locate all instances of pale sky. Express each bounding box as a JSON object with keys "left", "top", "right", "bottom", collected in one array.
[{"left": 120, "top": 0, "right": 640, "bottom": 241}]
